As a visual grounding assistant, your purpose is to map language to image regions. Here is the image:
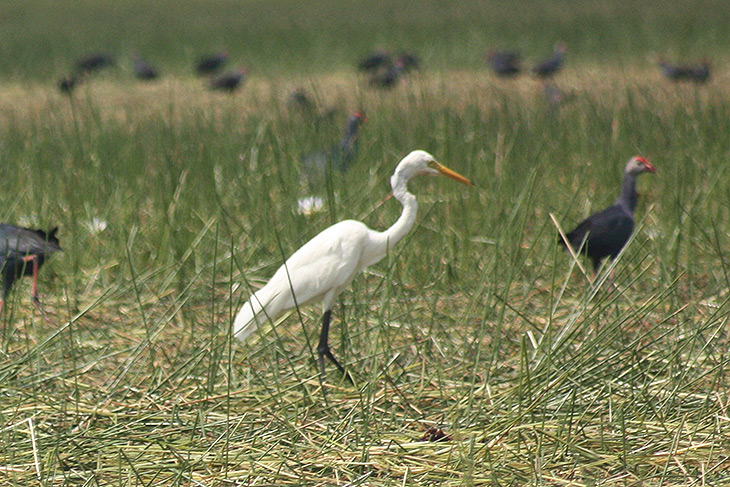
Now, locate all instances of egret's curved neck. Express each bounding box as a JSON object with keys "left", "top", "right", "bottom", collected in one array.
[{"left": 381, "top": 173, "right": 418, "bottom": 251}]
